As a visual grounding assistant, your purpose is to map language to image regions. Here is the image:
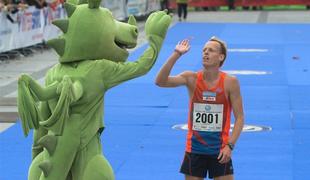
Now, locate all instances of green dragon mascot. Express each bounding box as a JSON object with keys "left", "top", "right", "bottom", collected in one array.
[{"left": 17, "top": 0, "right": 172, "bottom": 179}]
